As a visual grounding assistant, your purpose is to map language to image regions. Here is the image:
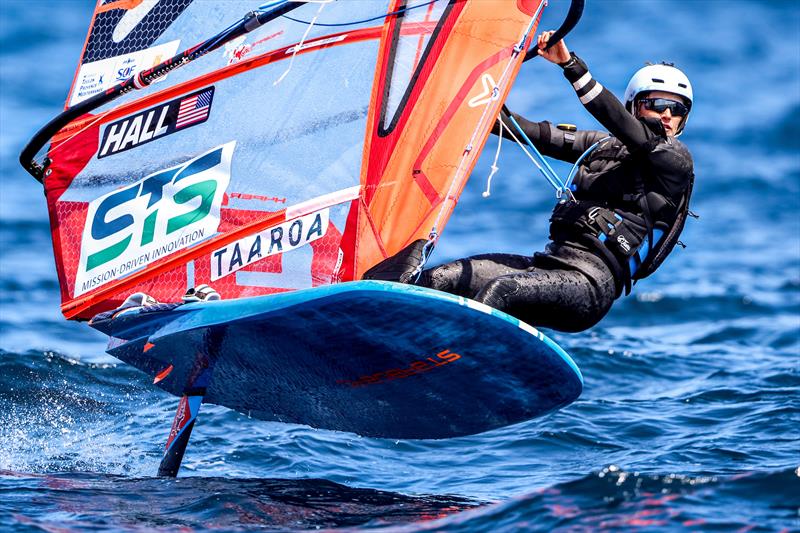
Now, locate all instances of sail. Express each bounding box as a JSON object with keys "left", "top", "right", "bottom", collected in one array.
[{"left": 40, "top": 0, "right": 545, "bottom": 320}]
